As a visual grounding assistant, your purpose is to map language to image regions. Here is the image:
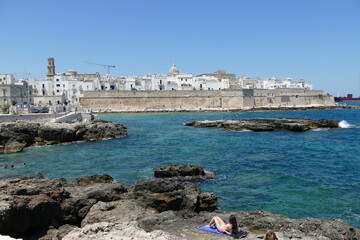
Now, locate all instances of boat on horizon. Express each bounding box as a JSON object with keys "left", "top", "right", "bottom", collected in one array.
[{"left": 334, "top": 94, "right": 360, "bottom": 102}]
